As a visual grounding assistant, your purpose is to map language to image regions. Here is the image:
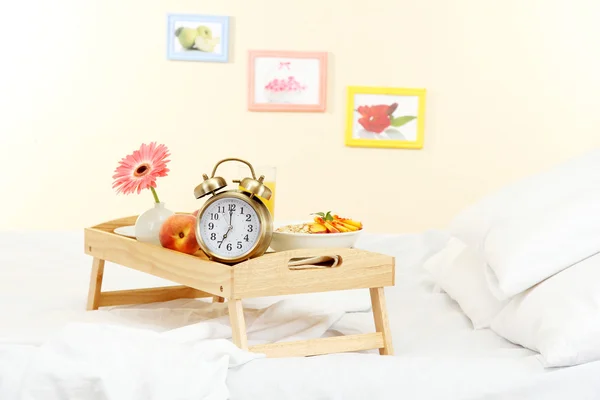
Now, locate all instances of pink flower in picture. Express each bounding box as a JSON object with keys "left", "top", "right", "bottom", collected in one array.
[
  {"left": 263, "top": 61, "right": 308, "bottom": 104},
  {"left": 112, "top": 142, "right": 170, "bottom": 201},
  {"left": 264, "top": 76, "right": 307, "bottom": 93}
]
